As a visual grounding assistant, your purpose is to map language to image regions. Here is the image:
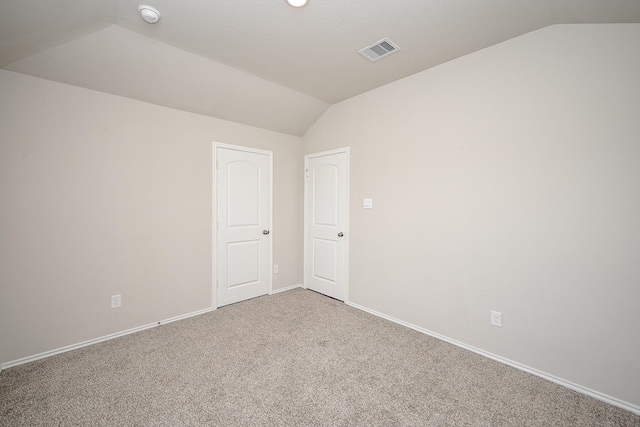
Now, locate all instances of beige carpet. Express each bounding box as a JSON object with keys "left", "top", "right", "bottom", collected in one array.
[{"left": 1, "top": 288, "right": 638, "bottom": 426}]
